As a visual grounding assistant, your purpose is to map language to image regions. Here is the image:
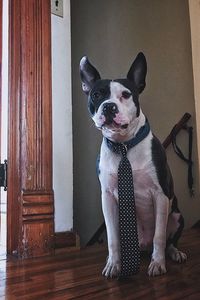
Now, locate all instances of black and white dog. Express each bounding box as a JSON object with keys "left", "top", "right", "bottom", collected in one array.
[{"left": 80, "top": 53, "right": 187, "bottom": 277}]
